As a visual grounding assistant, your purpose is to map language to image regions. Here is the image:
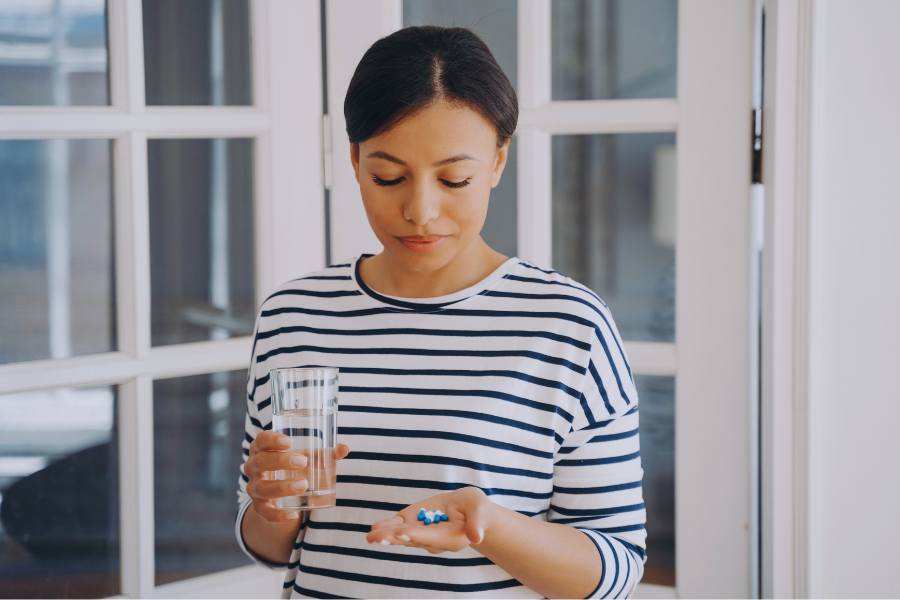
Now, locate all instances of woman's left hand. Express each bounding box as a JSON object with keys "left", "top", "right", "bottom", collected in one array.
[{"left": 366, "top": 486, "right": 493, "bottom": 554}]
